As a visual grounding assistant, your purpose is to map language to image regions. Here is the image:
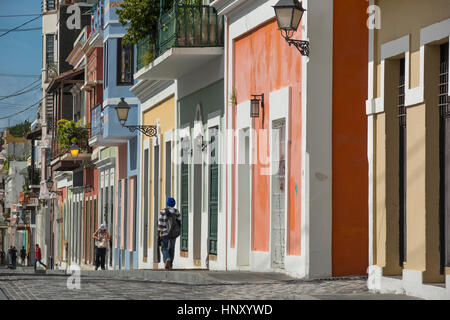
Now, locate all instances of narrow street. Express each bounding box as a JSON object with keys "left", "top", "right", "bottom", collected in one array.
[{"left": 0, "top": 268, "right": 418, "bottom": 300}]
